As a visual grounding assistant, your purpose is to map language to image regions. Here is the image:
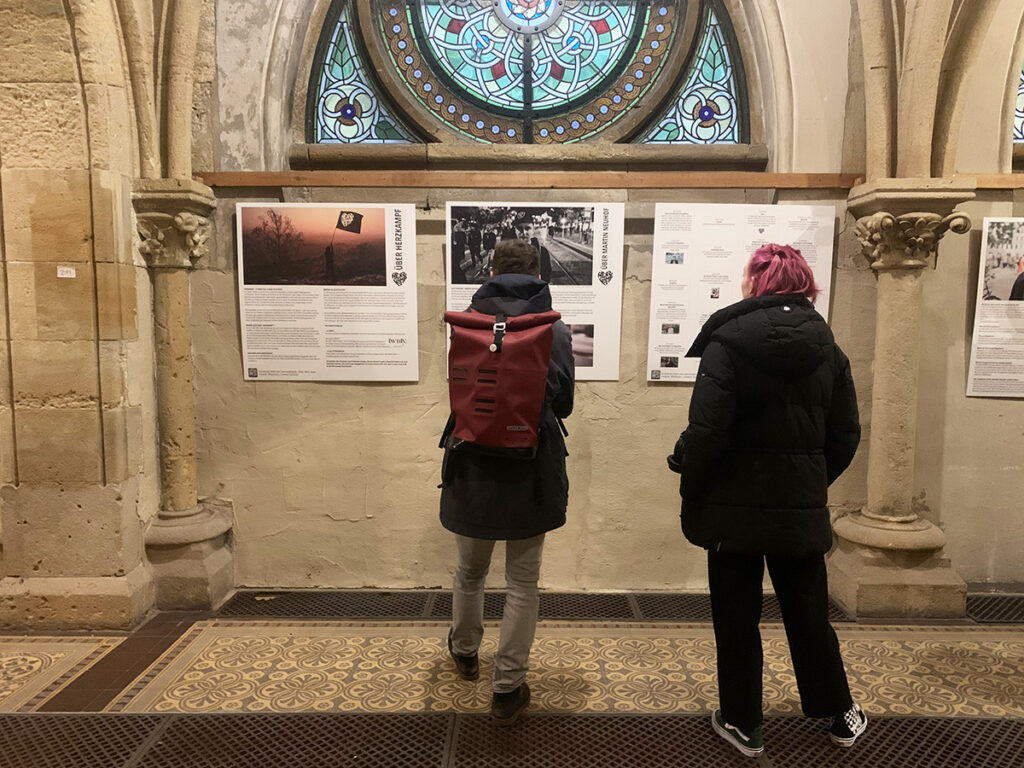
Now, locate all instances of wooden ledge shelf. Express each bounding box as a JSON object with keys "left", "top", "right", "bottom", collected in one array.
[{"left": 196, "top": 170, "right": 864, "bottom": 190}]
